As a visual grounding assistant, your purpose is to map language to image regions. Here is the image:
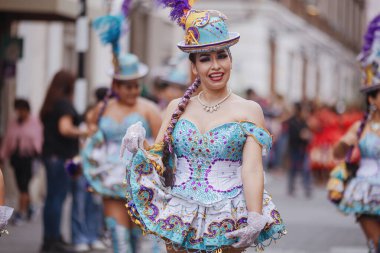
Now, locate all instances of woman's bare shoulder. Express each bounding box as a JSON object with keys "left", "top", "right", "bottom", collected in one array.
[
  {"left": 231, "top": 94, "right": 265, "bottom": 126},
  {"left": 349, "top": 120, "right": 362, "bottom": 133}
]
